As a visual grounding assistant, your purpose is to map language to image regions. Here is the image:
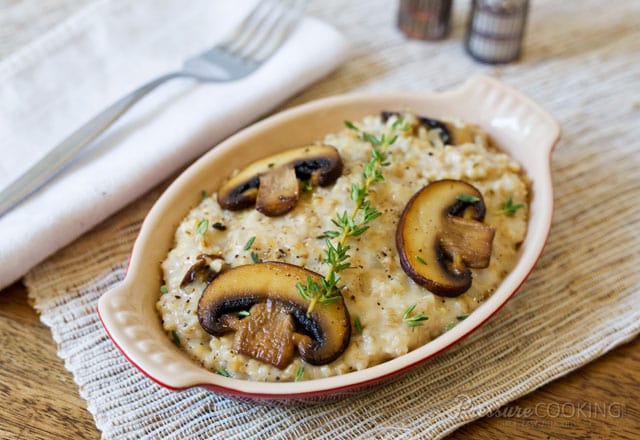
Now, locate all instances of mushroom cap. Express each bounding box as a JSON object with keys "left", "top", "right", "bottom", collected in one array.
[
  {"left": 197, "top": 262, "right": 351, "bottom": 366},
  {"left": 396, "top": 179, "right": 495, "bottom": 297},
  {"left": 217, "top": 144, "right": 343, "bottom": 212}
]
